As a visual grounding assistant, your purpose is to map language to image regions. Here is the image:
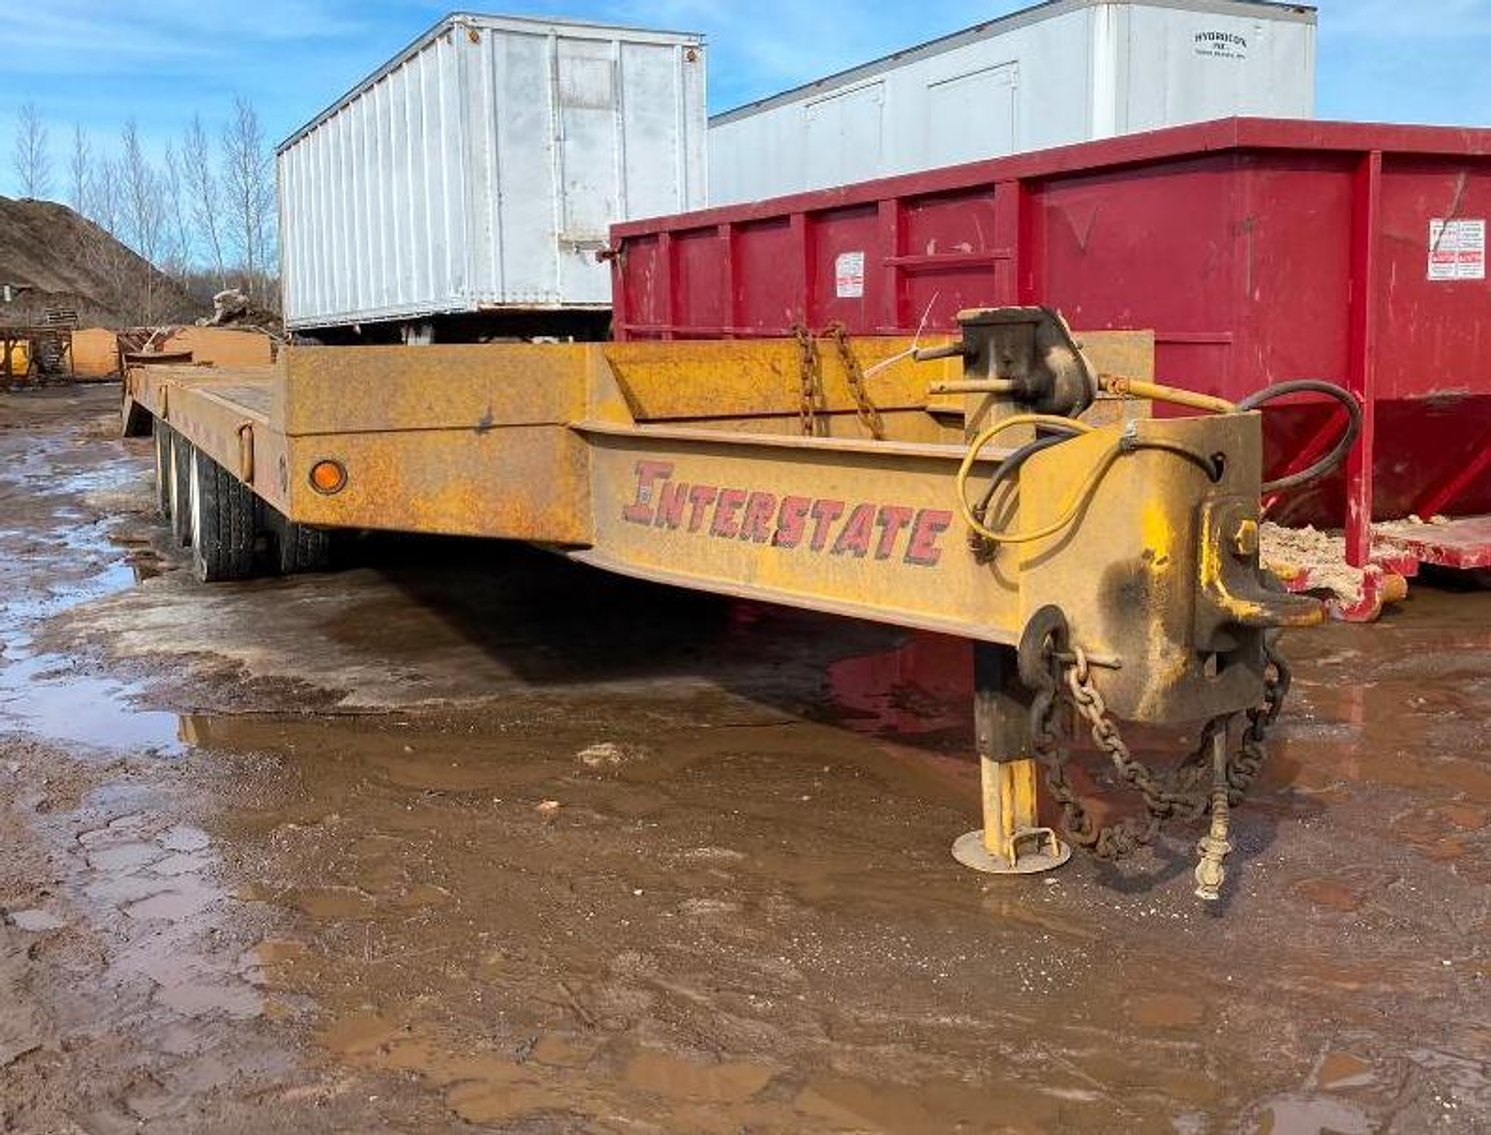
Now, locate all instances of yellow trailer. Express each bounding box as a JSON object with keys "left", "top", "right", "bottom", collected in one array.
[{"left": 121, "top": 308, "right": 1349, "bottom": 900}]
